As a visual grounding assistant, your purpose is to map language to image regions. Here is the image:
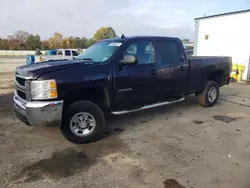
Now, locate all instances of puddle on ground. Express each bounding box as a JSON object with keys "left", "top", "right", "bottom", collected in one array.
[
  {"left": 163, "top": 179, "right": 187, "bottom": 188},
  {"left": 177, "top": 112, "right": 183, "bottom": 117},
  {"left": 10, "top": 135, "right": 129, "bottom": 184},
  {"left": 140, "top": 120, "right": 149, "bottom": 124},
  {"left": 0, "top": 92, "right": 14, "bottom": 118},
  {"left": 10, "top": 148, "right": 90, "bottom": 183},
  {"left": 104, "top": 128, "right": 126, "bottom": 135},
  {"left": 213, "top": 115, "right": 242, "bottom": 123},
  {"left": 114, "top": 128, "right": 125, "bottom": 132},
  {"left": 193, "top": 120, "right": 204, "bottom": 124}
]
